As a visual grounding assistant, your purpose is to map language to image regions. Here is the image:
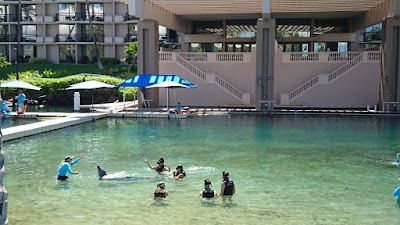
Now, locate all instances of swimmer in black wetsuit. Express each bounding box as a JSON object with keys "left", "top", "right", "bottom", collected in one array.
[
  {"left": 200, "top": 179, "right": 217, "bottom": 199},
  {"left": 173, "top": 164, "right": 186, "bottom": 179},
  {"left": 144, "top": 158, "right": 170, "bottom": 174},
  {"left": 220, "top": 171, "right": 235, "bottom": 197},
  {"left": 154, "top": 181, "right": 168, "bottom": 200}
]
